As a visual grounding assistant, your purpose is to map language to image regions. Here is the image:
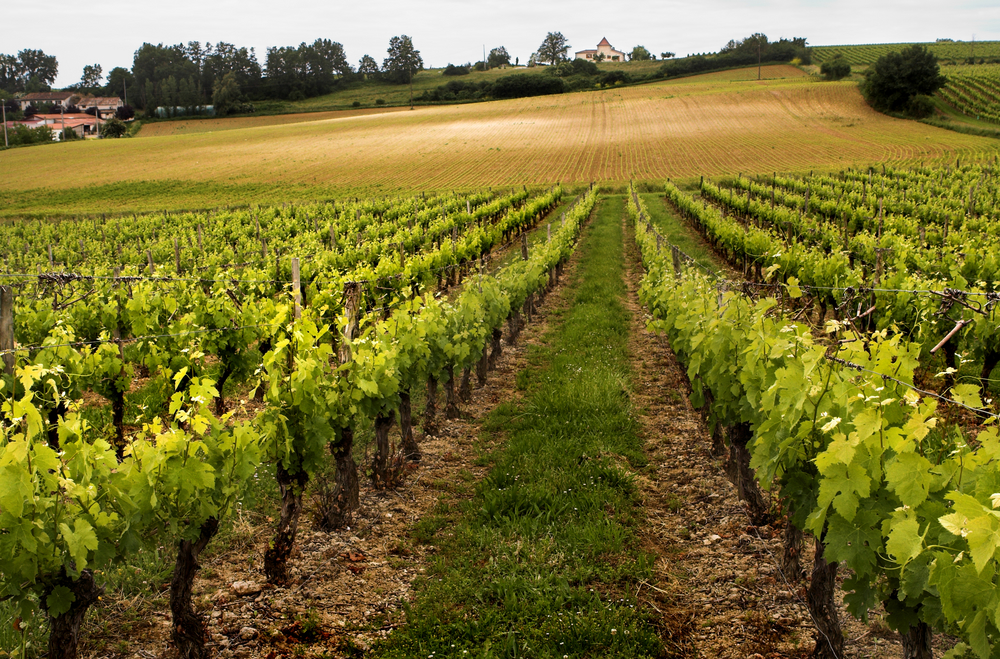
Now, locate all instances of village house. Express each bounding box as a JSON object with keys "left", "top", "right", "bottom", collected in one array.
[
  {"left": 78, "top": 96, "right": 124, "bottom": 114},
  {"left": 575, "top": 38, "right": 626, "bottom": 62},
  {"left": 17, "top": 91, "right": 75, "bottom": 111}
]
